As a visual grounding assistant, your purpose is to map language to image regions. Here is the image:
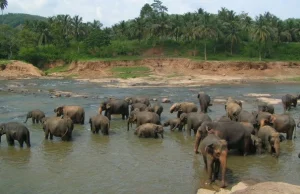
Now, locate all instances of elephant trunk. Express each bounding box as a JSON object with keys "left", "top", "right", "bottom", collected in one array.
[
  {"left": 127, "top": 120, "right": 131, "bottom": 131},
  {"left": 24, "top": 116, "right": 28, "bottom": 123},
  {"left": 98, "top": 107, "right": 103, "bottom": 115},
  {"left": 219, "top": 151, "right": 227, "bottom": 188},
  {"left": 273, "top": 141, "right": 280, "bottom": 158}
]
